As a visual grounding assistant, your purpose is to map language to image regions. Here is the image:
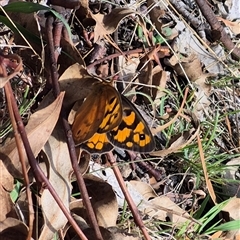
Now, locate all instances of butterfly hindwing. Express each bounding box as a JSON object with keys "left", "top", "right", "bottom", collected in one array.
[
  {"left": 72, "top": 82, "right": 122, "bottom": 146},
  {"left": 107, "top": 95, "right": 155, "bottom": 153}
]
